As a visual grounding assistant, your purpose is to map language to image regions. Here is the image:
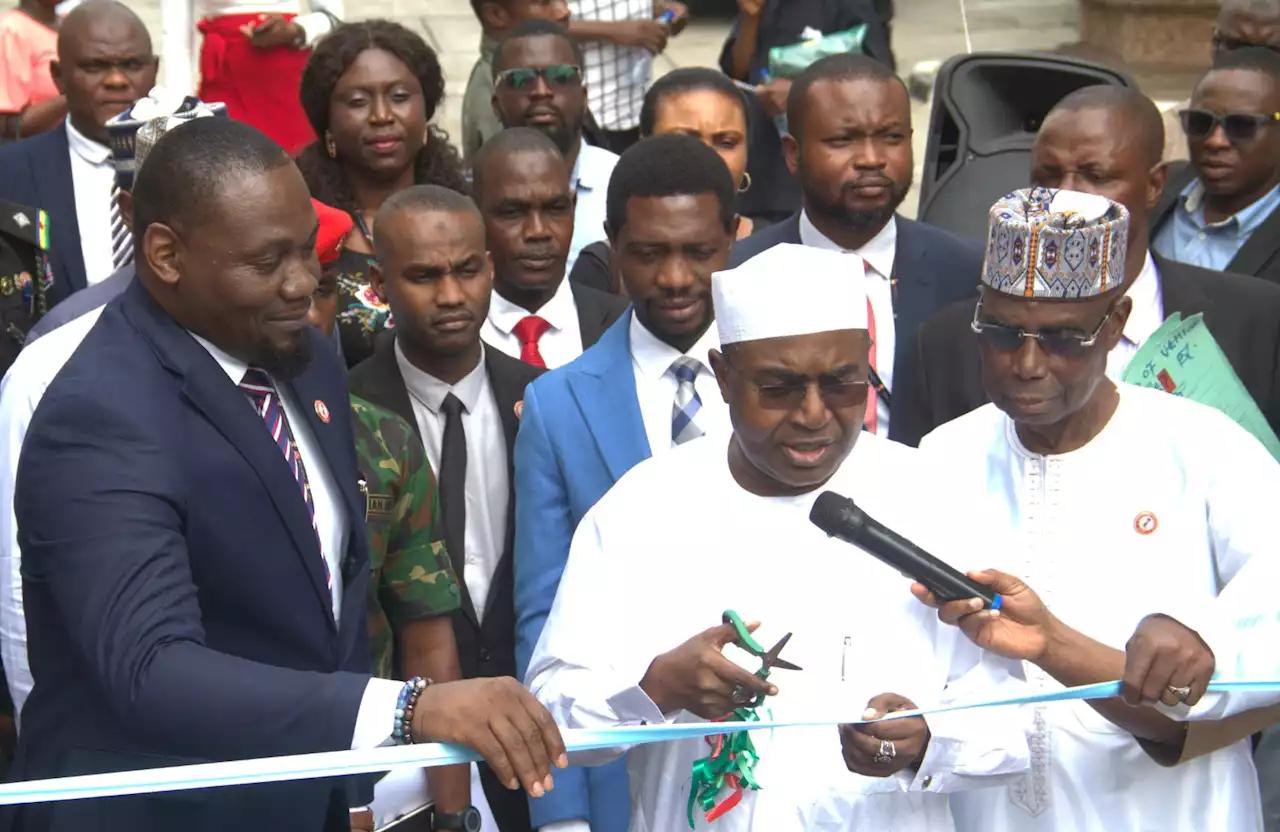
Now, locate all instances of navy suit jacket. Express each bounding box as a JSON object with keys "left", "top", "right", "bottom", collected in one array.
[
  {"left": 512, "top": 312, "right": 640, "bottom": 832},
  {"left": 0, "top": 128, "right": 88, "bottom": 305},
  {"left": 8, "top": 280, "right": 374, "bottom": 832},
  {"left": 728, "top": 213, "right": 985, "bottom": 440}
]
